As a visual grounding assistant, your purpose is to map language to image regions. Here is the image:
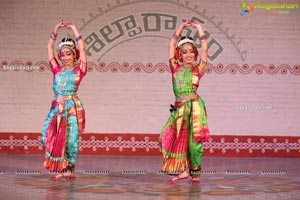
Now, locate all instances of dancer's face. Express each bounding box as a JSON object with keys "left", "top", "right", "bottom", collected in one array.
[
  {"left": 60, "top": 48, "right": 75, "bottom": 67},
  {"left": 180, "top": 44, "right": 195, "bottom": 65}
]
